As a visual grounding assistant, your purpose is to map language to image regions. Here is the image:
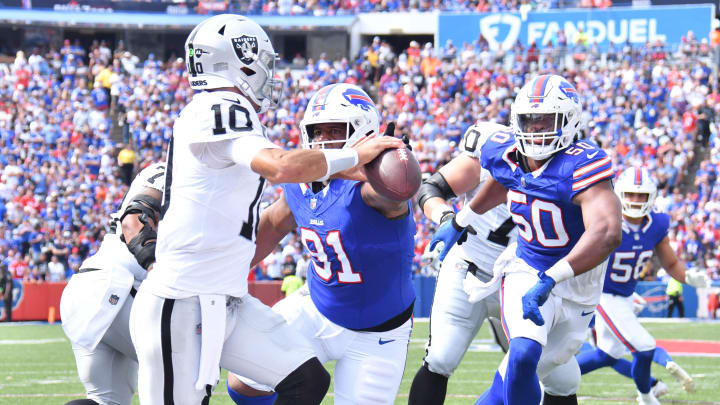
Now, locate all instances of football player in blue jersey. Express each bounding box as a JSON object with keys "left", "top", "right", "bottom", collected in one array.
[
  {"left": 226, "top": 83, "right": 416, "bottom": 405},
  {"left": 576, "top": 167, "right": 709, "bottom": 405},
  {"left": 429, "top": 74, "right": 623, "bottom": 405}
]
